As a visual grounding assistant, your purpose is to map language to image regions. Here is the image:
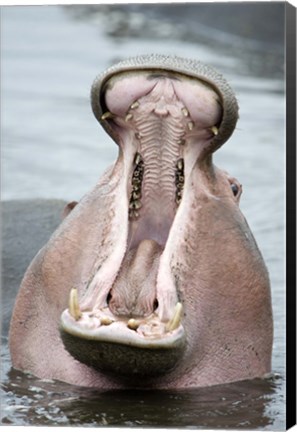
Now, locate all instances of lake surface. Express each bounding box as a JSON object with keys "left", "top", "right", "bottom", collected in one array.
[{"left": 1, "top": 4, "right": 285, "bottom": 429}]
